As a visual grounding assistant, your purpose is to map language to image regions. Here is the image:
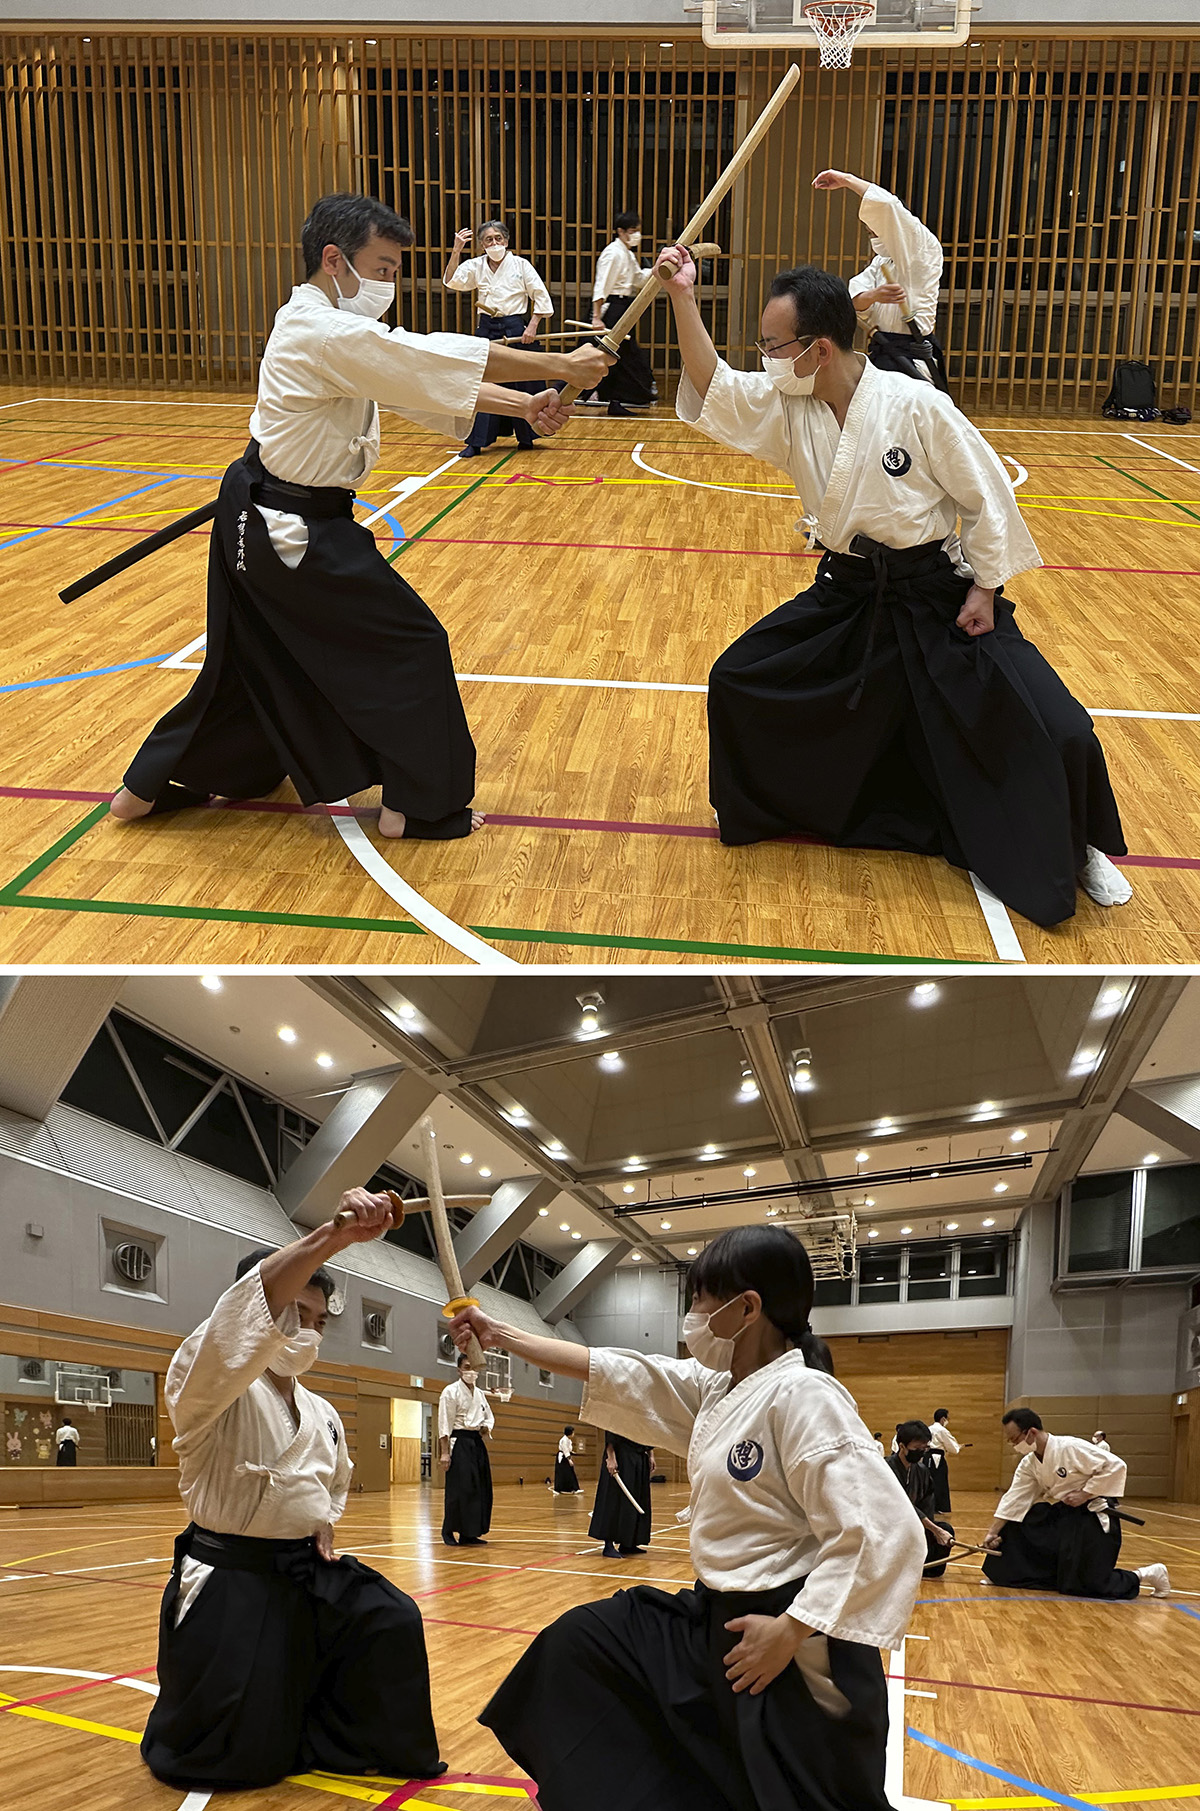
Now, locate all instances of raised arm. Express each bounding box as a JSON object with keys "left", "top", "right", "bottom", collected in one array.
[
  {"left": 653, "top": 243, "right": 718, "bottom": 401},
  {"left": 443, "top": 228, "right": 476, "bottom": 290}
]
